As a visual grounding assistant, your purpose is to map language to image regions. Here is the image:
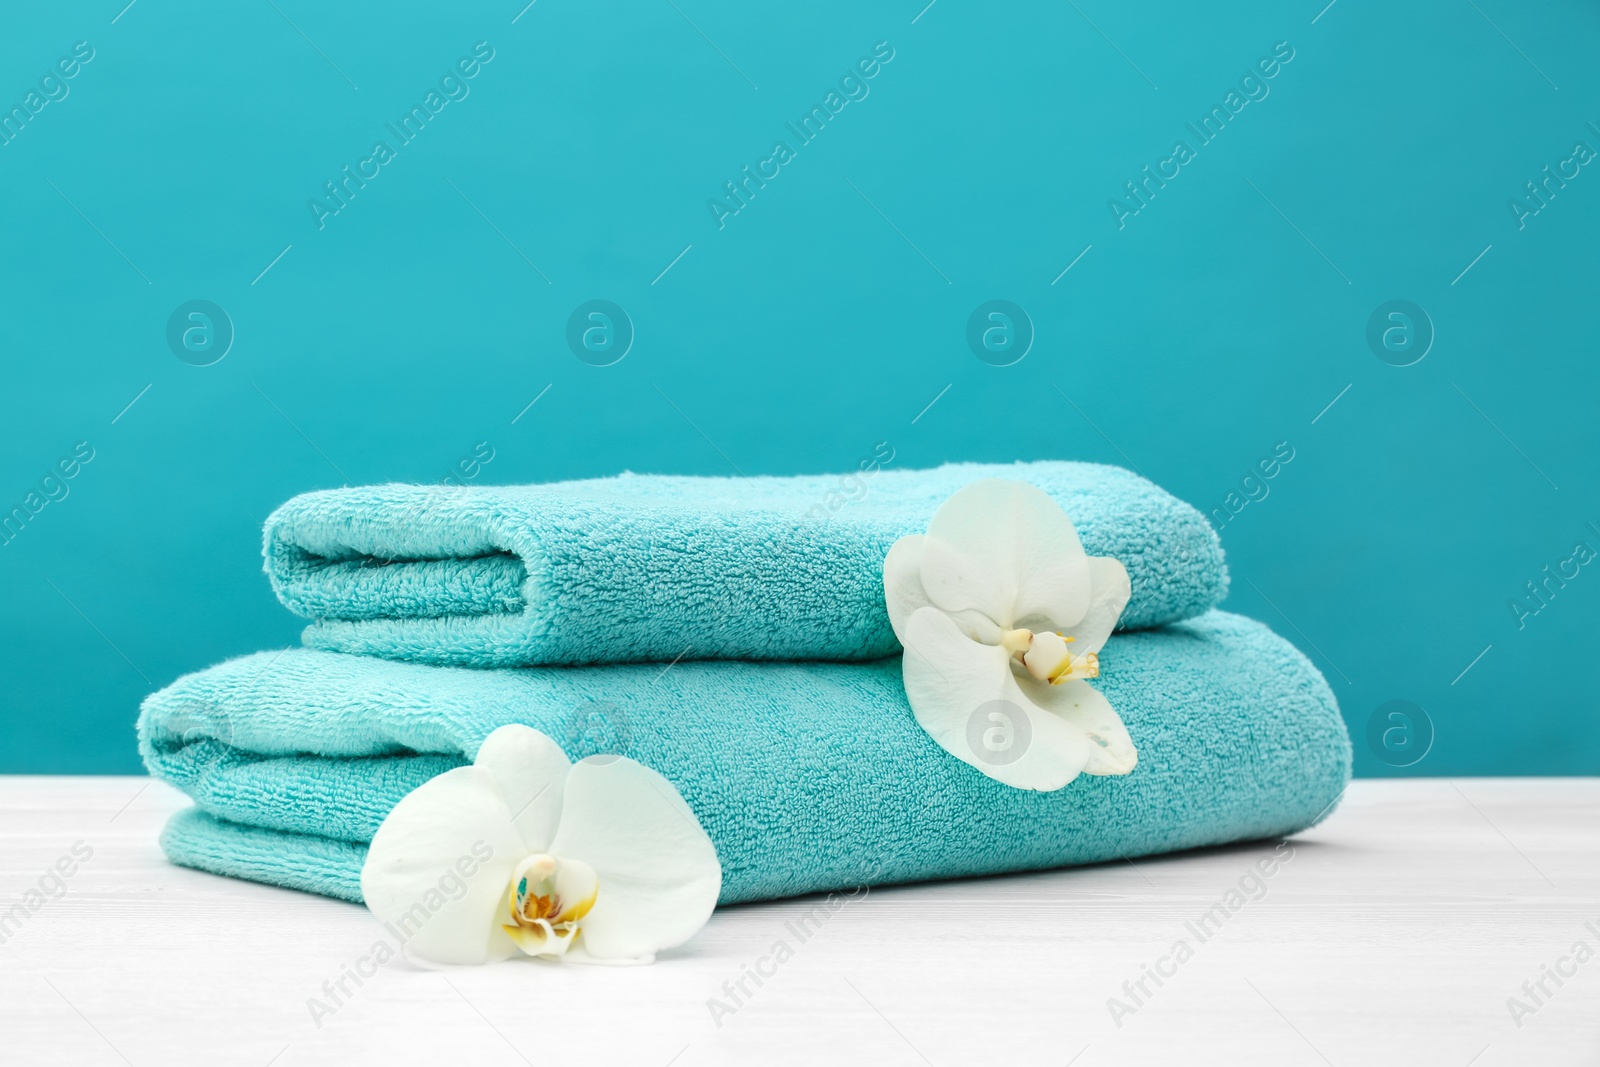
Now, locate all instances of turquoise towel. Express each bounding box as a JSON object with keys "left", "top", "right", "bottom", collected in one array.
[
  {"left": 139, "top": 611, "right": 1348, "bottom": 905},
  {"left": 263, "top": 461, "right": 1227, "bottom": 667}
]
